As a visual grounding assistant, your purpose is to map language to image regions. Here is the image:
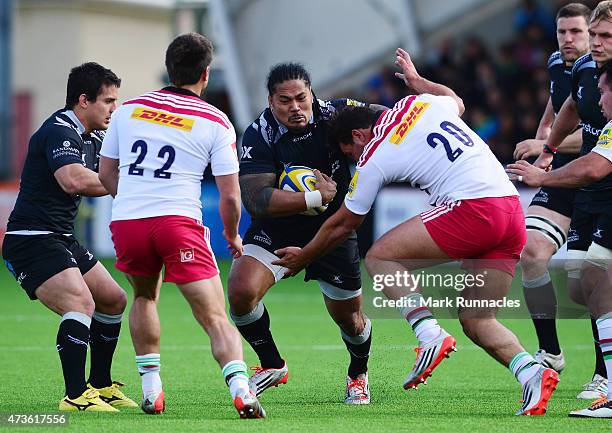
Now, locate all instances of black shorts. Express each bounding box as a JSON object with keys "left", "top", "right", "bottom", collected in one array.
[
  {"left": 243, "top": 224, "right": 361, "bottom": 291},
  {"left": 529, "top": 187, "right": 575, "bottom": 218},
  {"left": 2, "top": 234, "right": 97, "bottom": 300},
  {"left": 567, "top": 206, "right": 612, "bottom": 251}
]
